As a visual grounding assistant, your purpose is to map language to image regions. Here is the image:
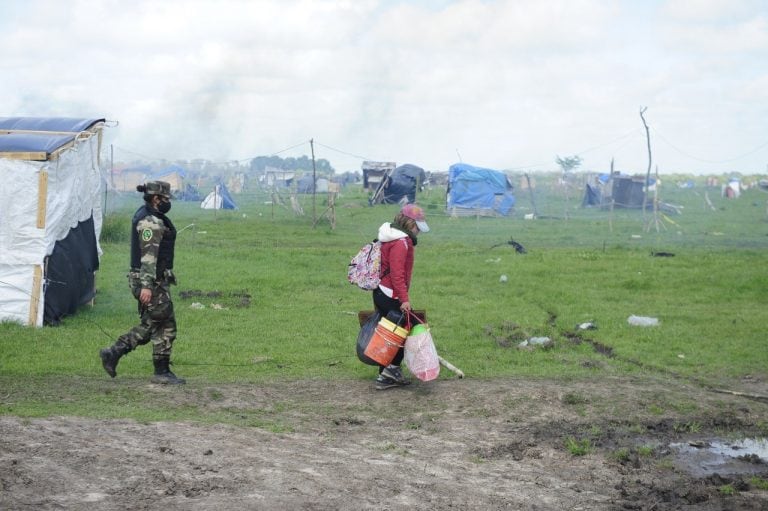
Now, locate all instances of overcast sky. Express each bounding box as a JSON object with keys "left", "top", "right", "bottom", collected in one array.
[{"left": 2, "top": 0, "right": 767, "bottom": 174}]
